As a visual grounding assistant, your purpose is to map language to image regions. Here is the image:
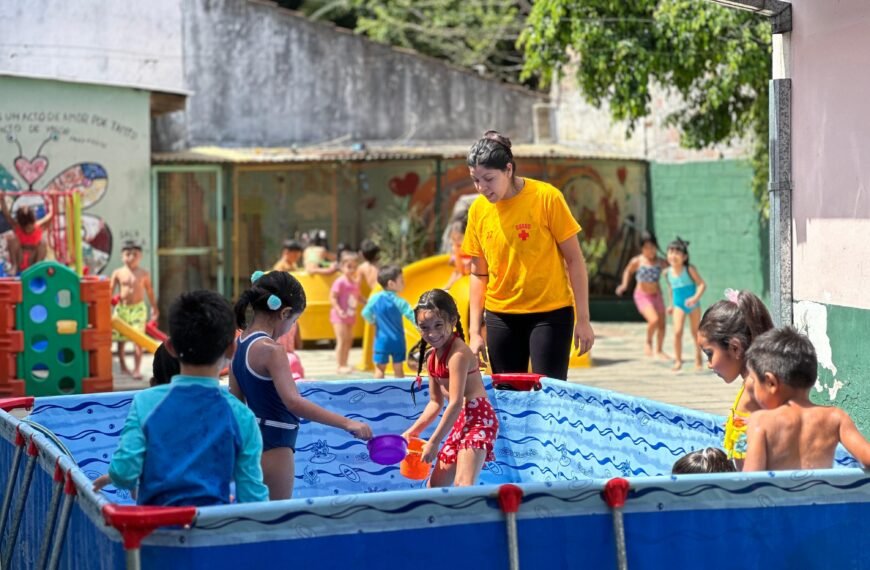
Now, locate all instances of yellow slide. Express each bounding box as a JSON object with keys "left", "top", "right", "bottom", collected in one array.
[
  {"left": 357, "top": 254, "right": 591, "bottom": 373},
  {"left": 112, "top": 316, "right": 160, "bottom": 354}
]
